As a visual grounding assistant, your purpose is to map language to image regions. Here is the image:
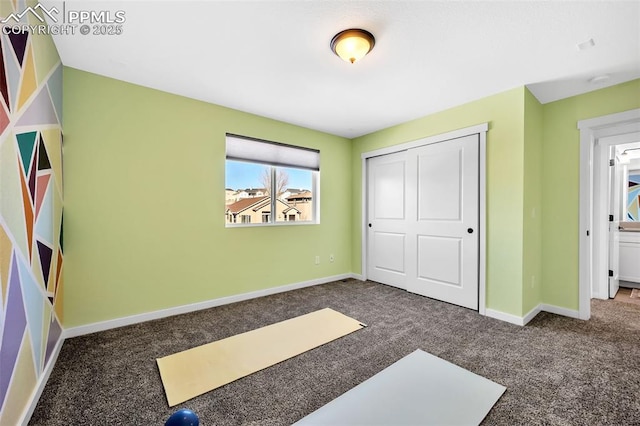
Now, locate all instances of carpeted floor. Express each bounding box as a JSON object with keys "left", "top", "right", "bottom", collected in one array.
[{"left": 30, "top": 280, "right": 640, "bottom": 425}]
